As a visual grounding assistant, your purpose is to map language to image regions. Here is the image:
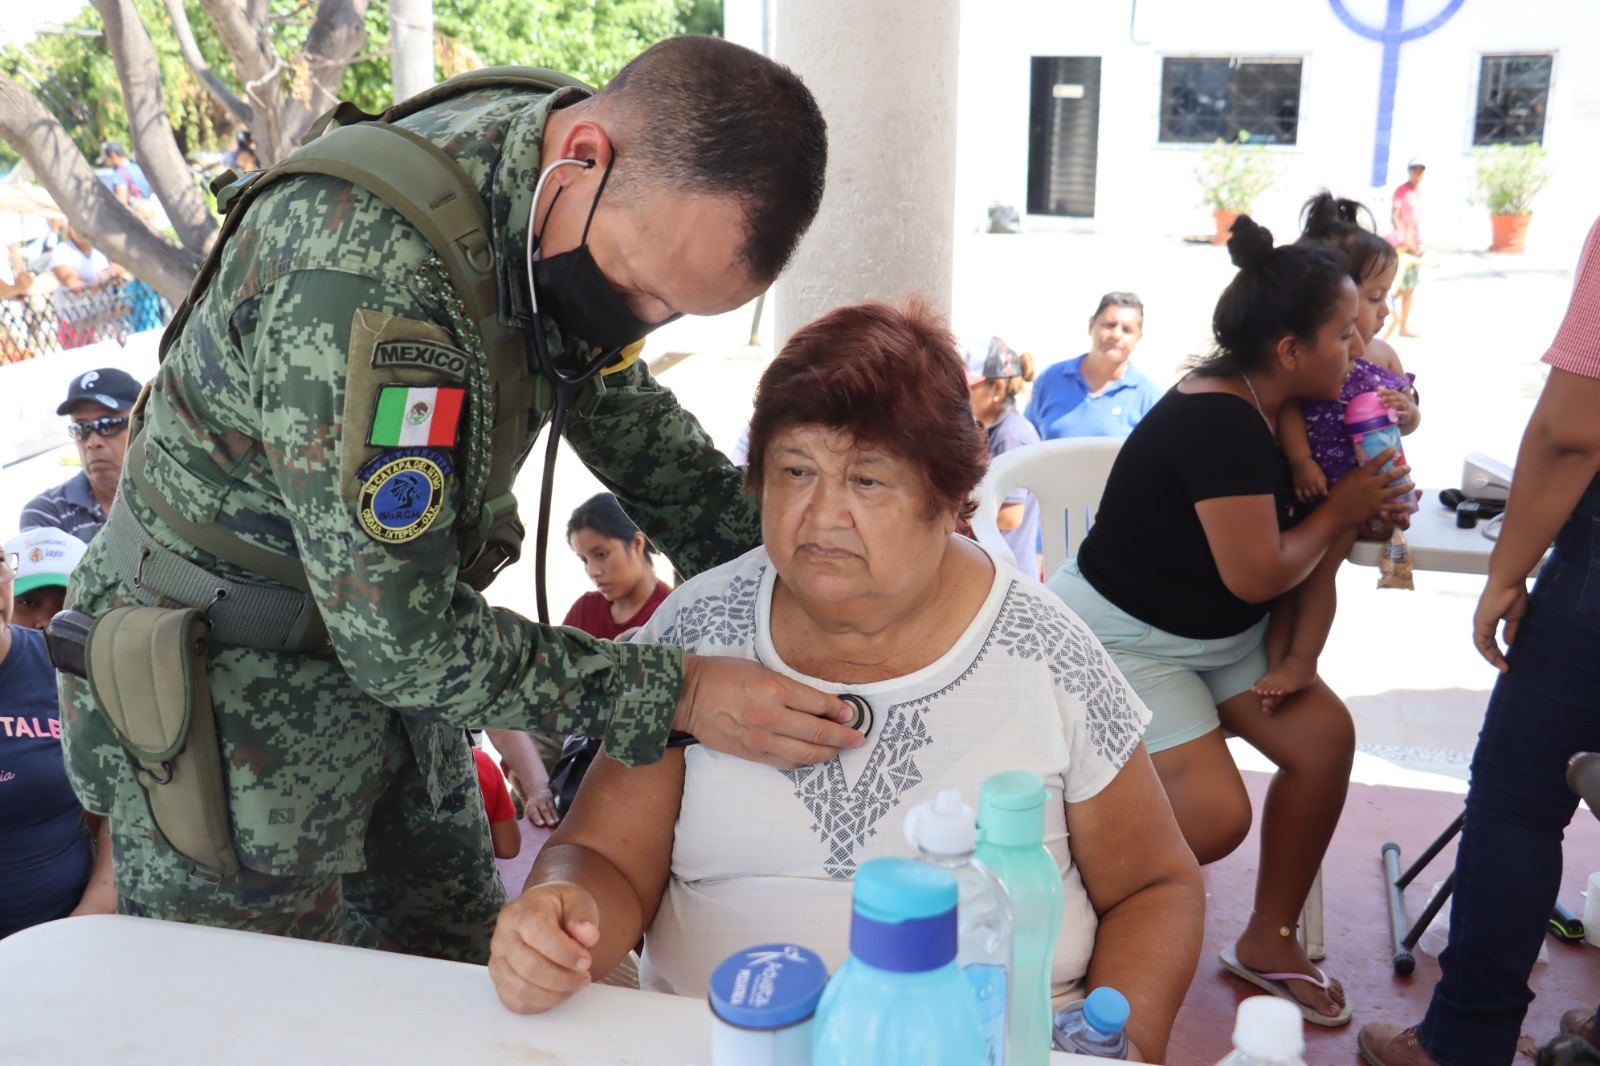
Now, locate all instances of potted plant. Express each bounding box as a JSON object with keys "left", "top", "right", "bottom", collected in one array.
[
  {"left": 1195, "top": 130, "right": 1282, "bottom": 244},
  {"left": 1472, "top": 143, "right": 1552, "bottom": 253}
]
